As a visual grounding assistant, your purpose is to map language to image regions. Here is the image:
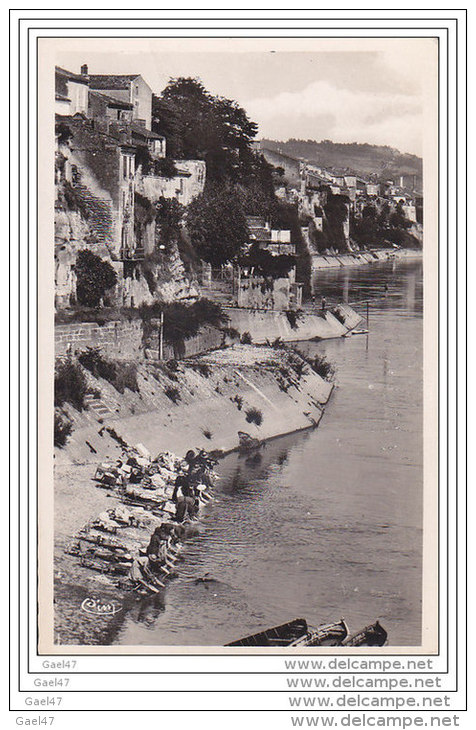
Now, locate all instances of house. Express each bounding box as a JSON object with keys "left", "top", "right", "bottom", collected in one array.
[
  {"left": 55, "top": 115, "right": 138, "bottom": 263},
  {"left": 88, "top": 90, "right": 133, "bottom": 123},
  {"left": 87, "top": 69, "right": 153, "bottom": 129},
  {"left": 55, "top": 66, "right": 89, "bottom": 116}
]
